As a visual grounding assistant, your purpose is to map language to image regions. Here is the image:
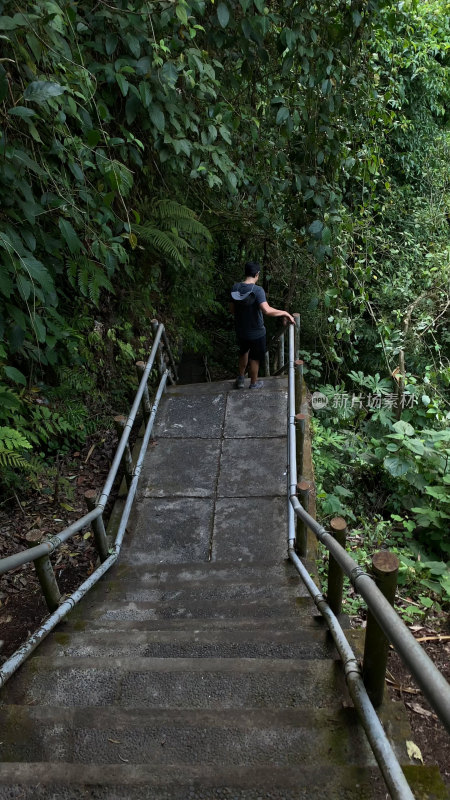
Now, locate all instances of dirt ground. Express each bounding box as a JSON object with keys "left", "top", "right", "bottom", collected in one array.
[{"left": 0, "top": 432, "right": 449, "bottom": 790}]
